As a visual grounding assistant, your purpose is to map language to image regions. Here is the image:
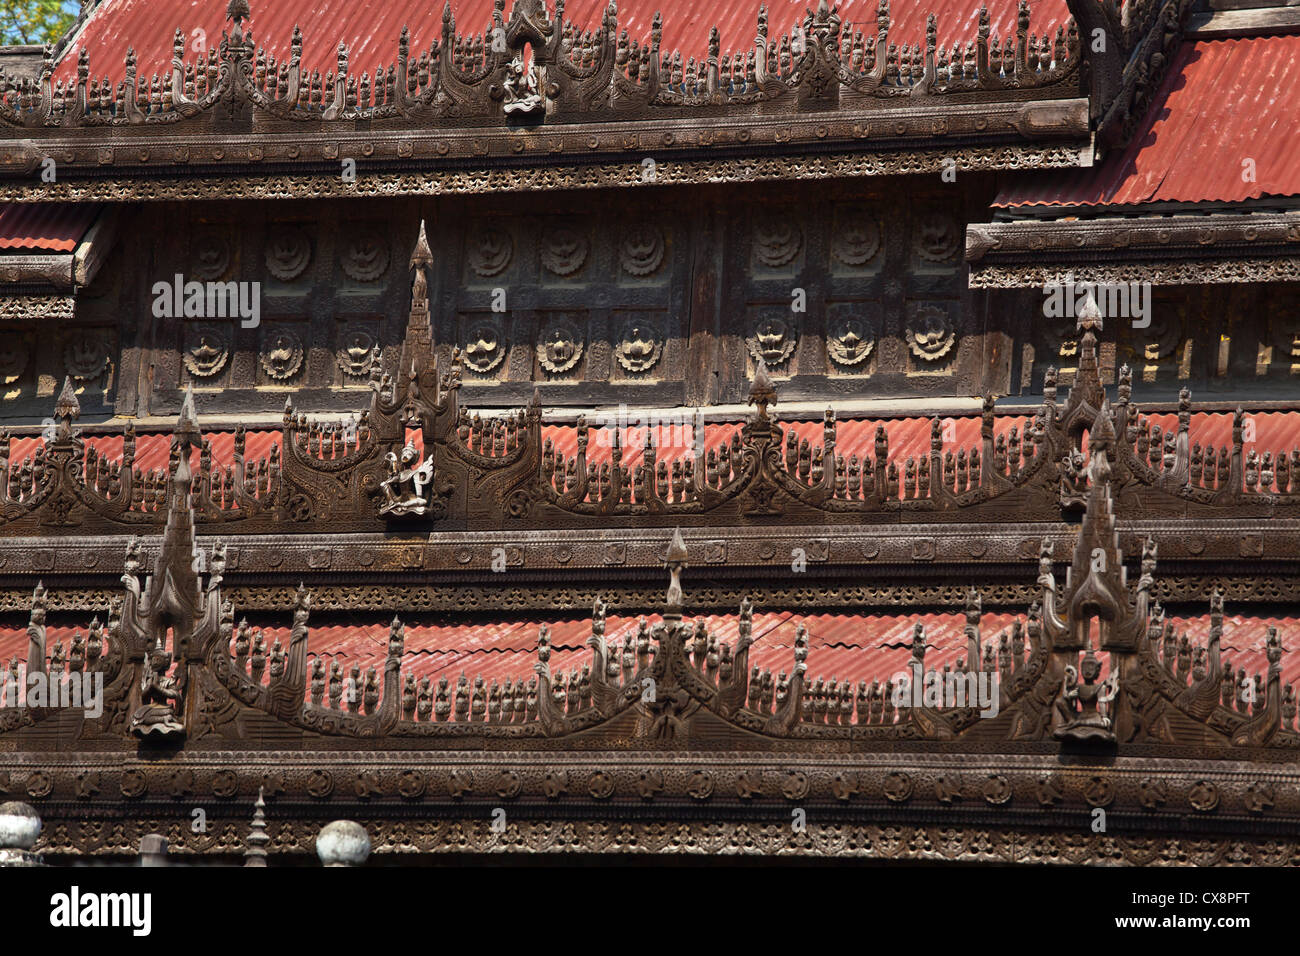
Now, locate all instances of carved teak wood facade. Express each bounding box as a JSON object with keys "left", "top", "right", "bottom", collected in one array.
[{"left": 0, "top": 0, "right": 1298, "bottom": 864}]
